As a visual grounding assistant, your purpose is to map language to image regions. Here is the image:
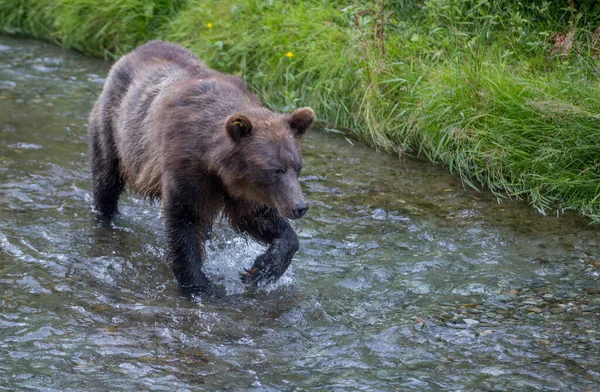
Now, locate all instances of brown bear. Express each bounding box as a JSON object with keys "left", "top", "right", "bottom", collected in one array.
[{"left": 88, "top": 40, "right": 315, "bottom": 293}]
